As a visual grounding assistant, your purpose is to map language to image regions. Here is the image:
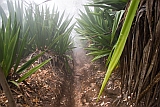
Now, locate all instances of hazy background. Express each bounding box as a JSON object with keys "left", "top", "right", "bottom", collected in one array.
[
  {"left": 0, "top": 0, "right": 91, "bottom": 47},
  {"left": 0, "top": 0, "right": 90, "bottom": 18}
]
